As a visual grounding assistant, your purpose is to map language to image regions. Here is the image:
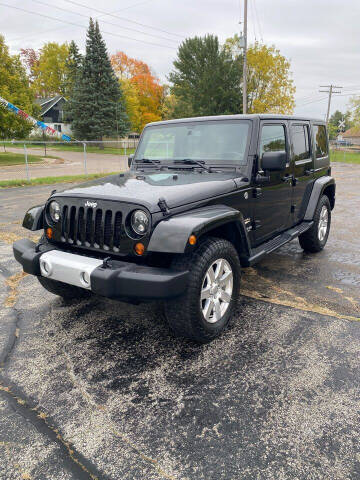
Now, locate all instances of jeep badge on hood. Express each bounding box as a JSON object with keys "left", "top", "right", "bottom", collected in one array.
[{"left": 85, "top": 201, "right": 97, "bottom": 208}]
